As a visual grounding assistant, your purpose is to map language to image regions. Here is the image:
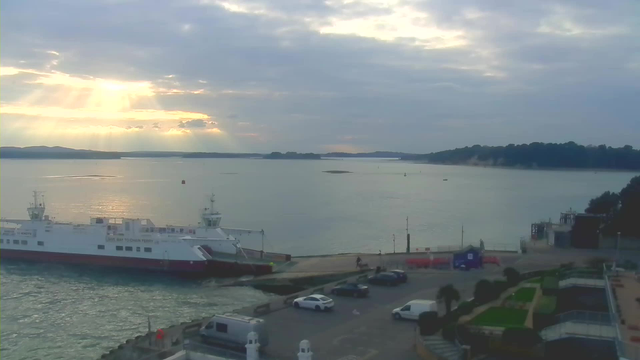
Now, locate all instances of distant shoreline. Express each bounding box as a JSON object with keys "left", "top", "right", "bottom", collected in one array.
[{"left": 410, "top": 161, "right": 640, "bottom": 173}]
